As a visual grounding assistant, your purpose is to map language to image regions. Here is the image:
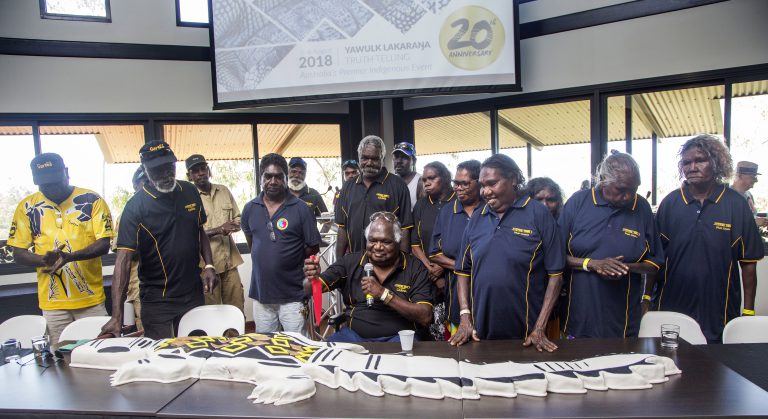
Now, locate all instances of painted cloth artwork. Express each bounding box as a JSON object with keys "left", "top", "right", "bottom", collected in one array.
[{"left": 71, "top": 332, "right": 681, "bottom": 406}]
